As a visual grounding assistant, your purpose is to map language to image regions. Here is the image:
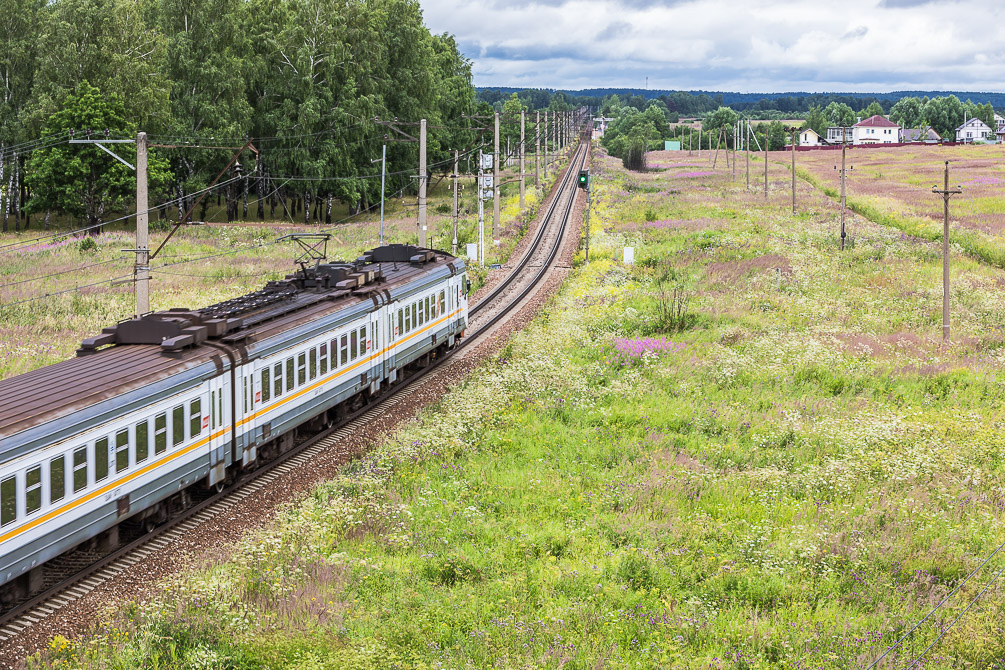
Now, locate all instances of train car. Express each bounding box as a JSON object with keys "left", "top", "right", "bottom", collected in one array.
[{"left": 0, "top": 244, "right": 467, "bottom": 602}]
